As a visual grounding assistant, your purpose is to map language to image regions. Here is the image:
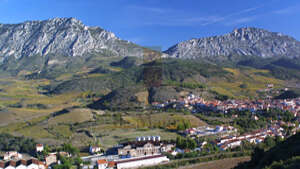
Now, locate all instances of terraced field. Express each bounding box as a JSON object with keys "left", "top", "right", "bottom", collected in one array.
[
  {"left": 0, "top": 57, "right": 296, "bottom": 149},
  {"left": 208, "top": 68, "right": 283, "bottom": 99},
  {"left": 0, "top": 78, "right": 205, "bottom": 148},
  {"left": 0, "top": 78, "right": 83, "bottom": 126}
]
